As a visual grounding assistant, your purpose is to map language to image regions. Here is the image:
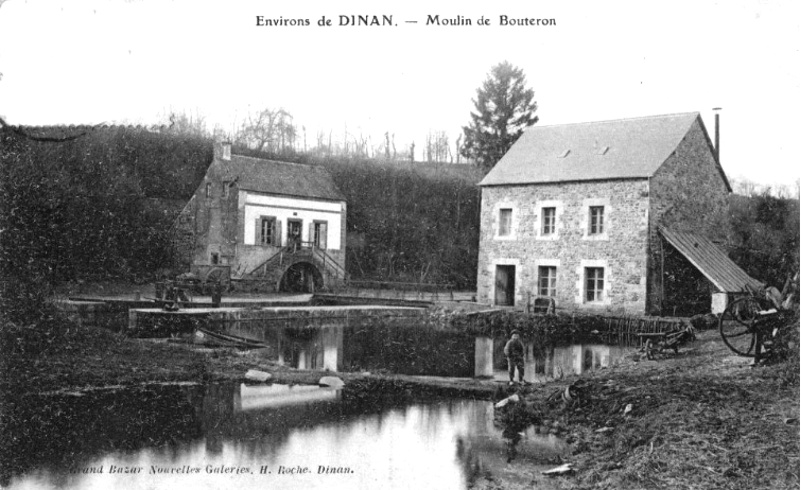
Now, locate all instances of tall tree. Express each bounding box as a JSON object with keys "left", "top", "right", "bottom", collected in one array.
[
  {"left": 234, "top": 107, "right": 295, "bottom": 155},
  {"left": 460, "top": 61, "right": 538, "bottom": 172}
]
